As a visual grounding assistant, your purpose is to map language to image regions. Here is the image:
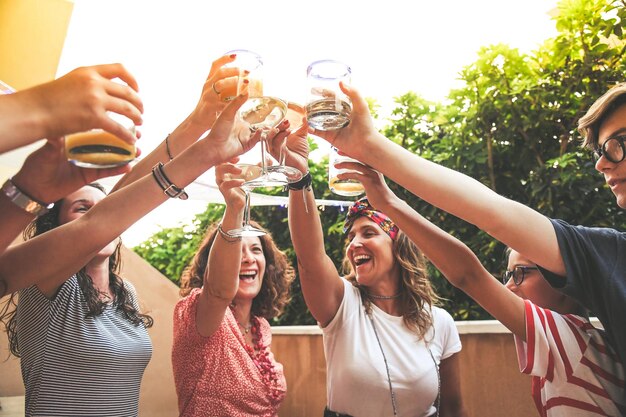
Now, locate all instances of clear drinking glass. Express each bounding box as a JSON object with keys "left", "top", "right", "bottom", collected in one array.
[
  {"left": 328, "top": 146, "right": 365, "bottom": 197},
  {"left": 65, "top": 112, "right": 137, "bottom": 168},
  {"left": 226, "top": 164, "right": 266, "bottom": 237},
  {"left": 223, "top": 49, "right": 263, "bottom": 100},
  {"left": 306, "top": 60, "right": 352, "bottom": 131}
]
